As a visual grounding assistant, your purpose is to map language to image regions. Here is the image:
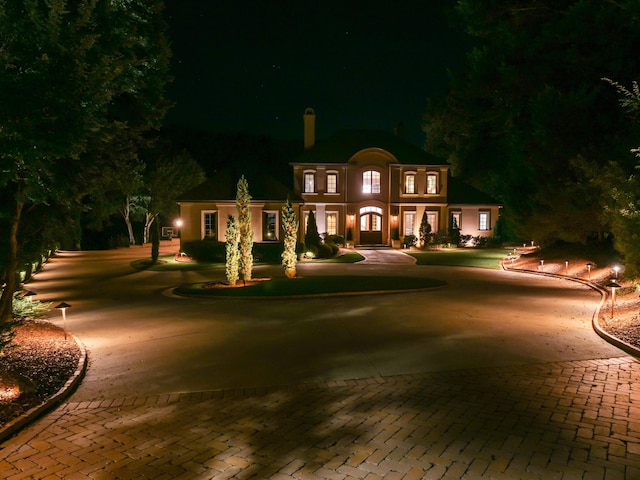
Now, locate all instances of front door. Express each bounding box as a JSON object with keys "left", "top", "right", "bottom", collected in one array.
[{"left": 359, "top": 206, "right": 383, "bottom": 244}]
